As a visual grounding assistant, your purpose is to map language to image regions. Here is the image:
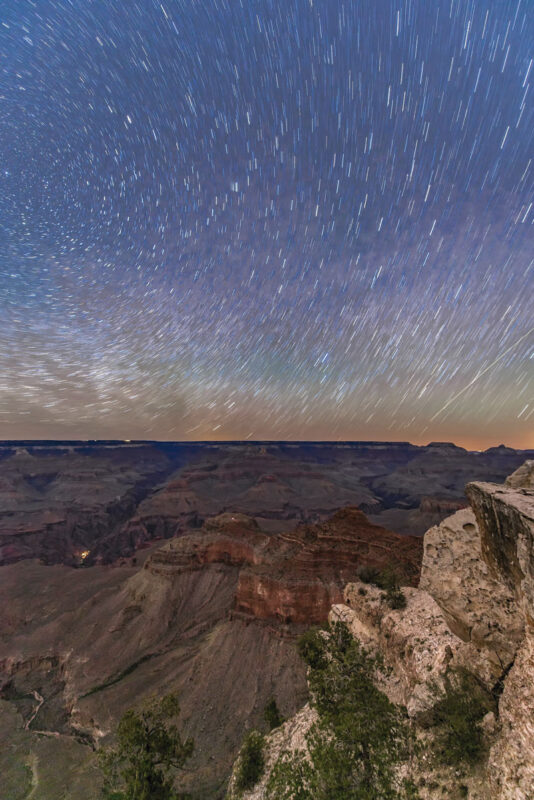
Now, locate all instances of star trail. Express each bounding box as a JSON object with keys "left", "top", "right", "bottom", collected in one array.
[{"left": 0, "top": 0, "right": 532, "bottom": 448}]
